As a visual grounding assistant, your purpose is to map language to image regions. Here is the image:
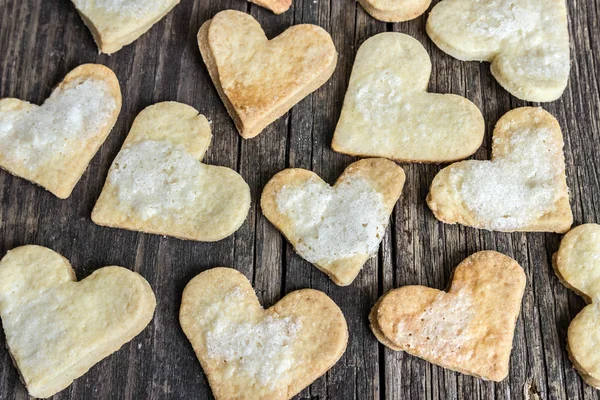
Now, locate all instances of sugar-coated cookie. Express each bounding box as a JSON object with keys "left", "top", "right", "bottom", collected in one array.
[
  {"left": 261, "top": 158, "right": 404, "bottom": 286},
  {"left": 249, "top": 0, "right": 291, "bottom": 14},
  {"left": 0, "top": 64, "right": 121, "bottom": 198},
  {"left": 198, "top": 10, "right": 337, "bottom": 139},
  {"left": 554, "top": 224, "right": 600, "bottom": 389},
  {"left": 71, "top": 0, "right": 180, "bottom": 54},
  {"left": 0, "top": 245, "right": 156, "bottom": 398},
  {"left": 332, "top": 33, "right": 484, "bottom": 163},
  {"left": 370, "top": 251, "right": 526, "bottom": 381},
  {"left": 92, "top": 102, "right": 250, "bottom": 242},
  {"left": 427, "top": 107, "right": 572, "bottom": 233},
  {"left": 426, "top": 0, "right": 570, "bottom": 102},
  {"left": 180, "top": 267, "right": 348, "bottom": 400},
  {"left": 358, "top": 0, "right": 430, "bottom": 22}
]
